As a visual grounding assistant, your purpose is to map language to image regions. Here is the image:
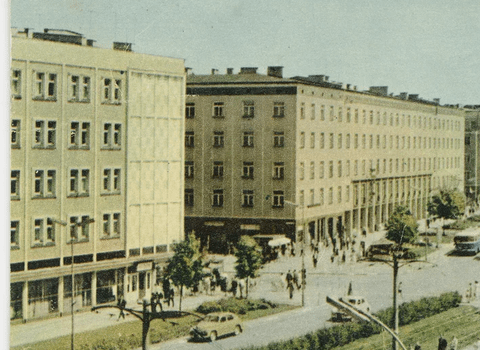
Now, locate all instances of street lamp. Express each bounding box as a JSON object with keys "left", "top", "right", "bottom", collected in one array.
[
  {"left": 51, "top": 217, "right": 94, "bottom": 350},
  {"left": 284, "top": 200, "right": 306, "bottom": 307}
]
